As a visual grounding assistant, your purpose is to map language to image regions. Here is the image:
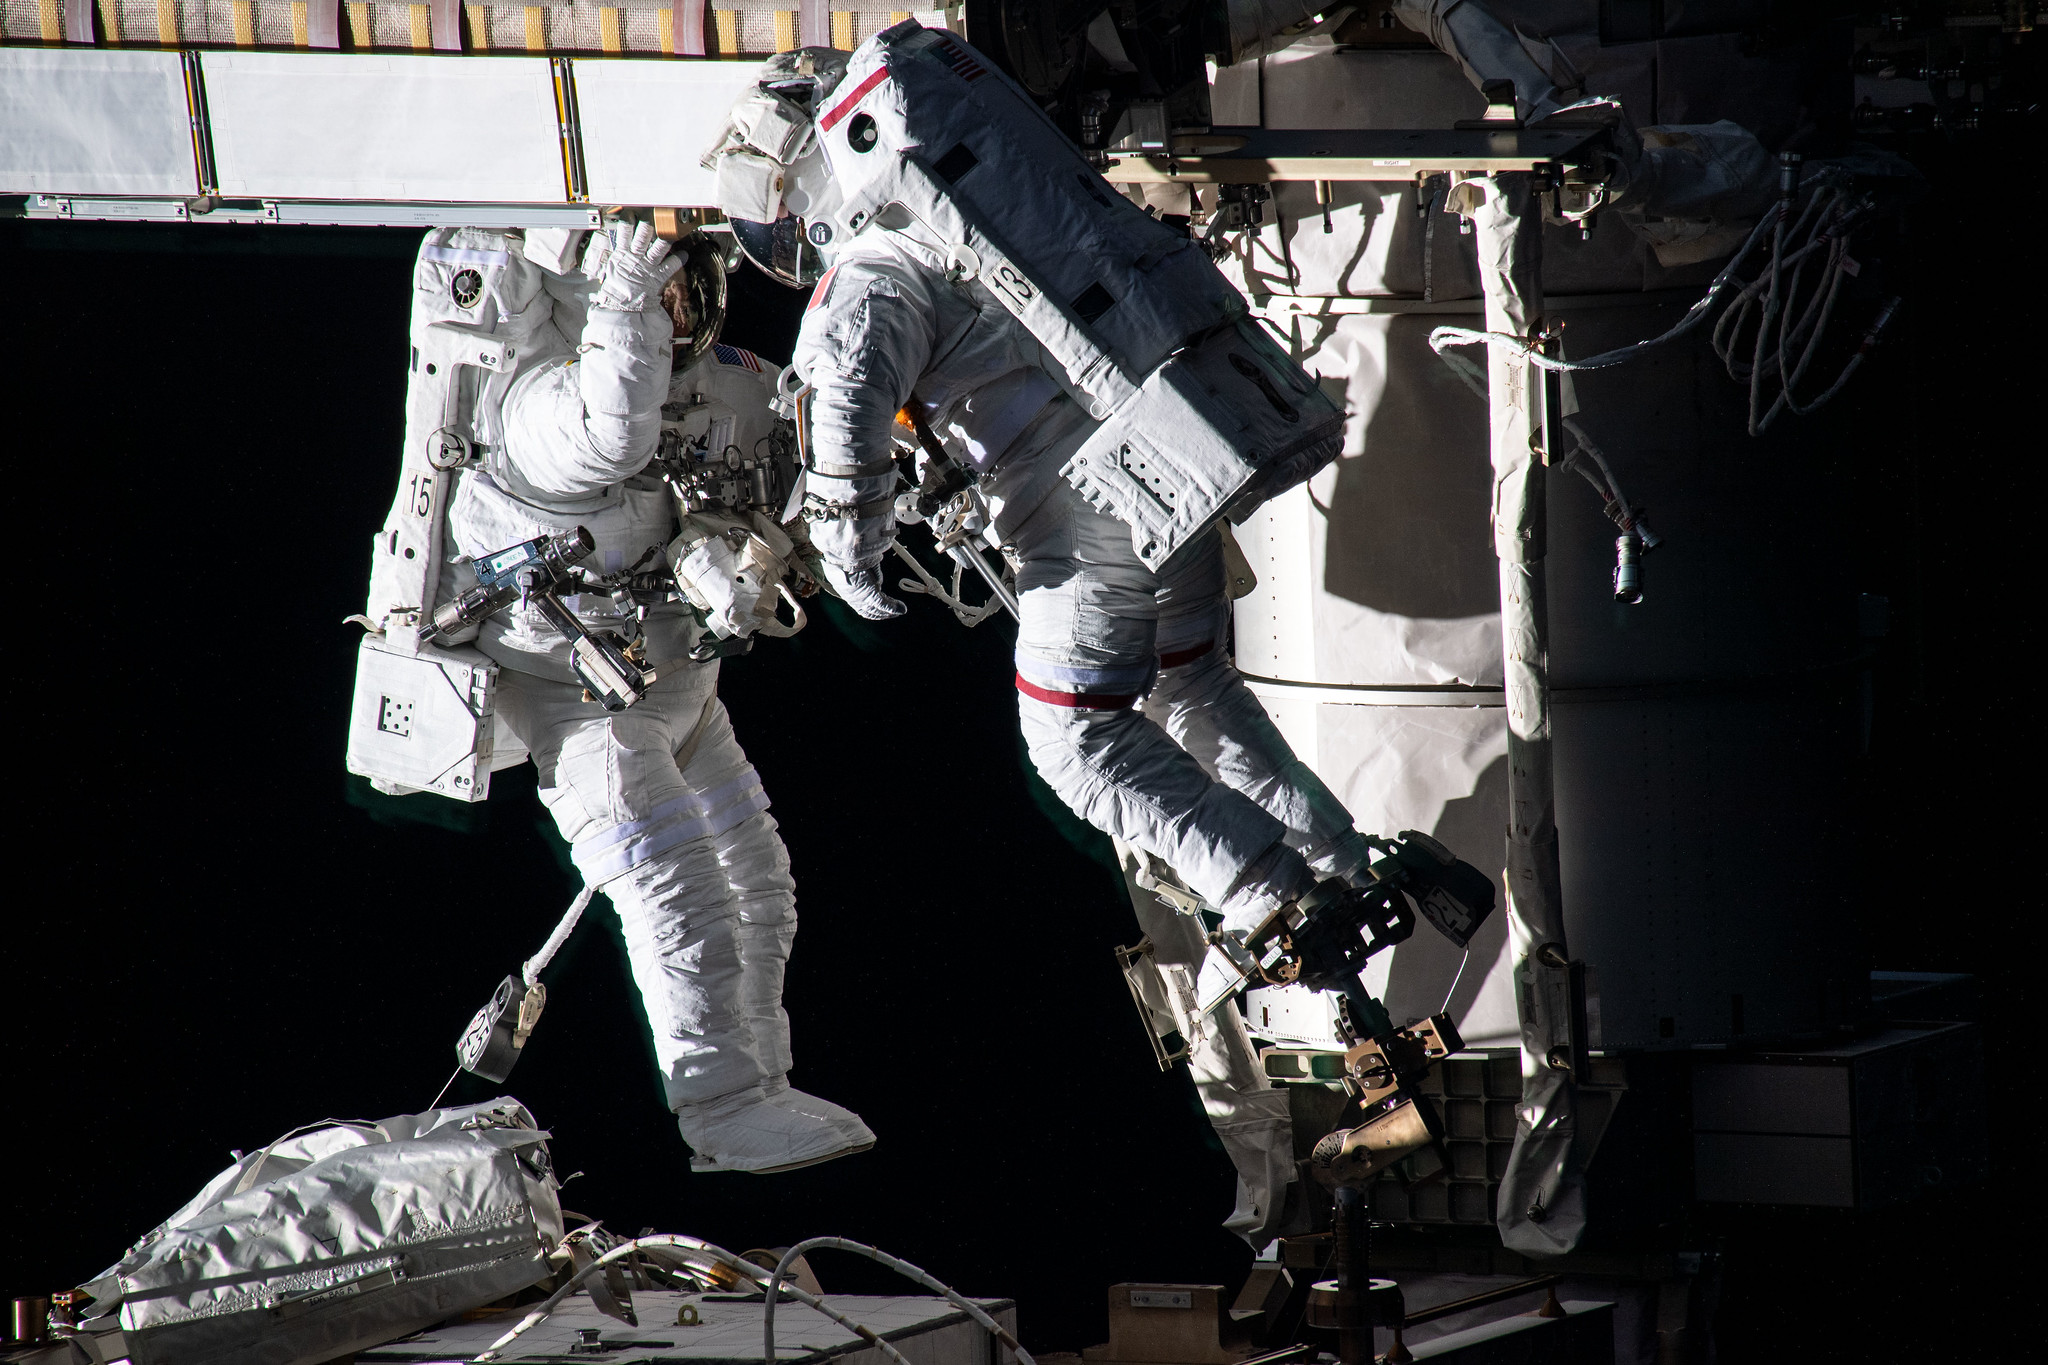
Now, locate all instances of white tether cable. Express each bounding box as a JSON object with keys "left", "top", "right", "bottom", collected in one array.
[{"left": 523, "top": 884, "right": 596, "bottom": 988}]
